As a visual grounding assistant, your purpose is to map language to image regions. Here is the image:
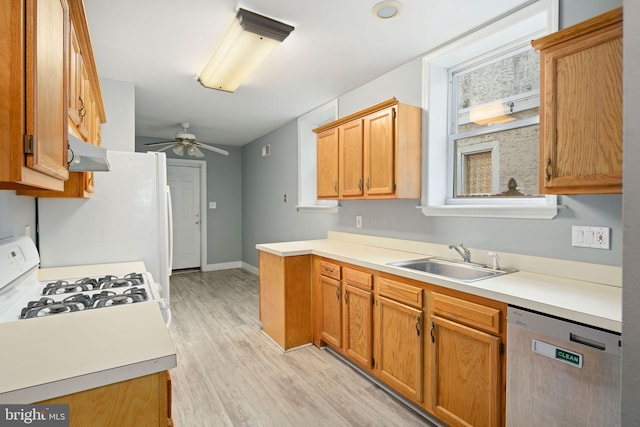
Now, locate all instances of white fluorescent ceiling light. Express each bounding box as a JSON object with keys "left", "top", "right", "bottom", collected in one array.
[{"left": 197, "top": 8, "right": 294, "bottom": 93}]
